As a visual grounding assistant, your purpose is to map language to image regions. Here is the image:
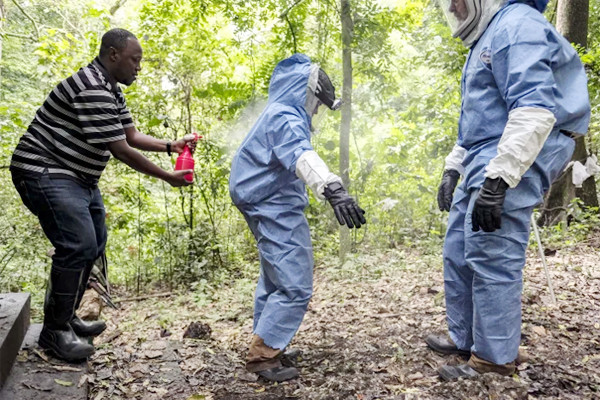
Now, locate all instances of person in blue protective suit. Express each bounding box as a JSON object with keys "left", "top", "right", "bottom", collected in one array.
[
  {"left": 426, "top": 0, "right": 591, "bottom": 380},
  {"left": 229, "top": 54, "right": 366, "bottom": 382}
]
